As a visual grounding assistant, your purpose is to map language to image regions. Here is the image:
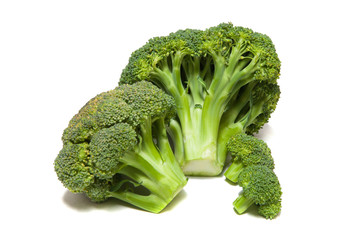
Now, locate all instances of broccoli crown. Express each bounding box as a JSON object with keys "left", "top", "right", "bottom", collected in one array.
[
  {"left": 119, "top": 23, "right": 281, "bottom": 176},
  {"left": 202, "top": 23, "right": 280, "bottom": 83},
  {"left": 62, "top": 81, "right": 175, "bottom": 144},
  {"left": 238, "top": 165, "right": 282, "bottom": 205},
  {"left": 121, "top": 28, "right": 203, "bottom": 84},
  {"left": 116, "top": 81, "right": 177, "bottom": 125},
  {"left": 121, "top": 23, "right": 280, "bottom": 85},
  {"left": 55, "top": 81, "right": 186, "bottom": 213},
  {"left": 227, "top": 133, "right": 274, "bottom": 168},
  {"left": 54, "top": 142, "right": 93, "bottom": 193},
  {"left": 89, "top": 123, "right": 138, "bottom": 180}
]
